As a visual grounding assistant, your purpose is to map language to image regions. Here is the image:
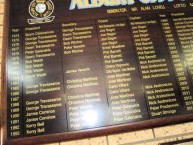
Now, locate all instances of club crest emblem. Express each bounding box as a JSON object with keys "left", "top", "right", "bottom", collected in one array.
[{"left": 28, "top": 0, "right": 55, "bottom": 24}]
